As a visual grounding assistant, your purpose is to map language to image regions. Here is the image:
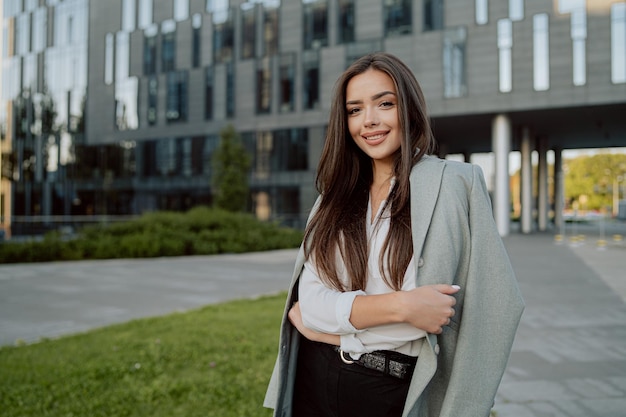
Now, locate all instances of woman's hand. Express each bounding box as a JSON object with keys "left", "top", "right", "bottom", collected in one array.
[
  {"left": 397, "top": 284, "right": 459, "bottom": 334},
  {"left": 289, "top": 302, "right": 340, "bottom": 346}
]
